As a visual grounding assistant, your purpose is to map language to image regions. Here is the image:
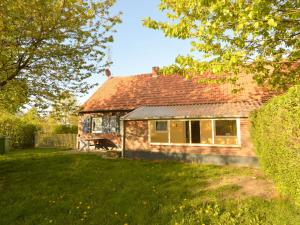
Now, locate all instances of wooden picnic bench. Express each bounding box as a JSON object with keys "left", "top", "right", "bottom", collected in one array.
[
  {"left": 78, "top": 138, "right": 118, "bottom": 151},
  {"left": 93, "top": 138, "right": 118, "bottom": 150}
]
